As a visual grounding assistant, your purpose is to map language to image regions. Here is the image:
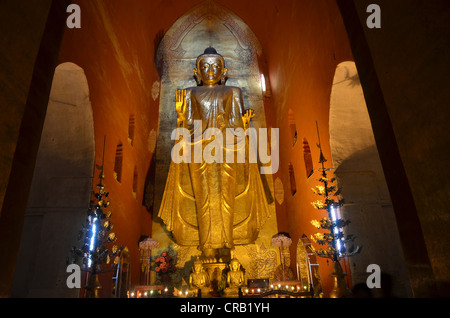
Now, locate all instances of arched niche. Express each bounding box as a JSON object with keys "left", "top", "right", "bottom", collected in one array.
[
  {"left": 329, "top": 61, "right": 411, "bottom": 297},
  {"left": 12, "top": 62, "right": 95, "bottom": 297},
  {"left": 151, "top": 0, "right": 278, "bottom": 282}
]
